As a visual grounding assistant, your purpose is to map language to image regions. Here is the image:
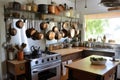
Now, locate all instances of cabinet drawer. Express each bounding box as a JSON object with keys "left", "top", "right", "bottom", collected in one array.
[
  {"left": 14, "top": 63, "right": 25, "bottom": 75},
  {"left": 8, "top": 60, "right": 26, "bottom": 75}
]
